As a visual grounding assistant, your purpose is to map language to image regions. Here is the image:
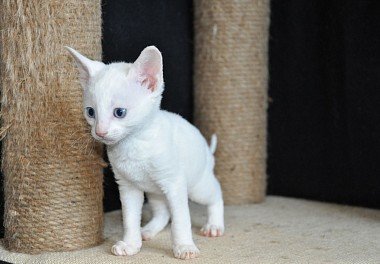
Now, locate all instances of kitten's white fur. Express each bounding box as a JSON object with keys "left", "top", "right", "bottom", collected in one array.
[{"left": 67, "top": 46, "right": 224, "bottom": 260}]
